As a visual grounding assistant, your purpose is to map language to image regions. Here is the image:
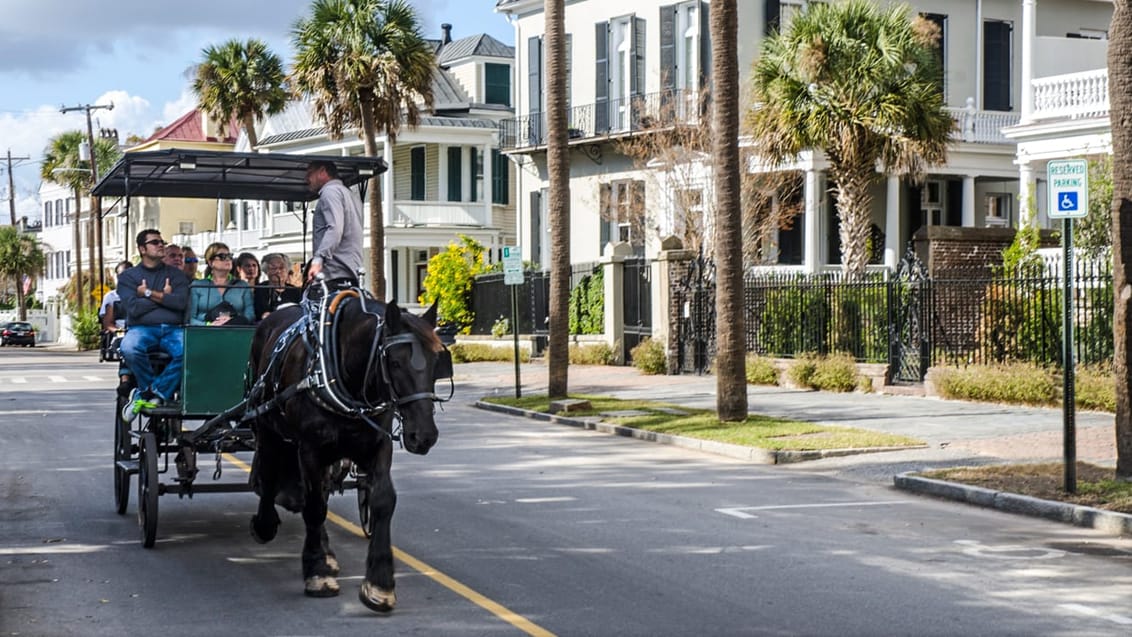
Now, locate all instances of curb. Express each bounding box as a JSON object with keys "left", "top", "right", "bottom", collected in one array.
[
  {"left": 894, "top": 472, "right": 1132, "bottom": 537},
  {"left": 474, "top": 400, "right": 926, "bottom": 465}
]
